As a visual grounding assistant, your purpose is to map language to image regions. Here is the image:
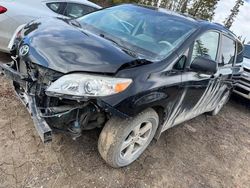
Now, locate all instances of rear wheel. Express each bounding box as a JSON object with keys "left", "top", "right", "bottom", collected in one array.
[
  {"left": 98, "top": 108, "right": 159, "bottom": 168},
  {"left": 210, "top": 91, "right": 230, "bottom": 116}
]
